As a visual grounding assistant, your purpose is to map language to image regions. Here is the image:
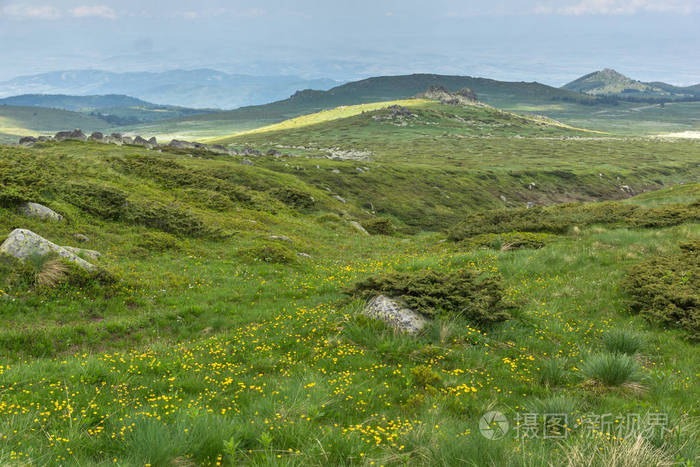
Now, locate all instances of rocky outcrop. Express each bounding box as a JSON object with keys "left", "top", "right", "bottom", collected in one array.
[
  {"left": 417, "top": 86, "right": 479, "bottom": 105},
  {"left": 18, "top": 202, "right": 64, "bottom": 222},
  {"left": 363, "top": 295, "right": 427, "bottom": 334},
  {"left": 19, "top": 136, "right": 38, "bottom": 145},
  {"left": 54, "top": 129, "right": 87, "bottom": 142},
  {"left": 88, "top": 132, "right": 105, "bottom": 141},
  {"left": 0, "top": 229, "right": 96, "bottom": 271},
  {"left": 349, "top": 221, "right": 369, "bottom": 235}
]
